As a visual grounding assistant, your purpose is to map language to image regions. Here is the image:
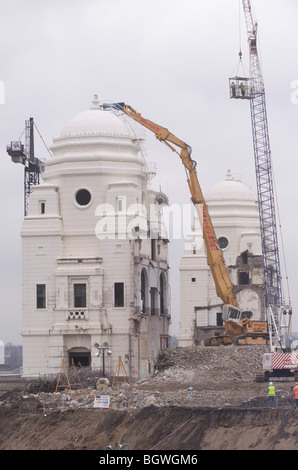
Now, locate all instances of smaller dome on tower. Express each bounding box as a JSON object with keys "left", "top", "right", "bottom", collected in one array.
[
  {"left": 60, "top": 95, "right": 131, "bottom": 138},
  {"left": 206, "top": 170, "right": 255, "bottom": 202}
]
